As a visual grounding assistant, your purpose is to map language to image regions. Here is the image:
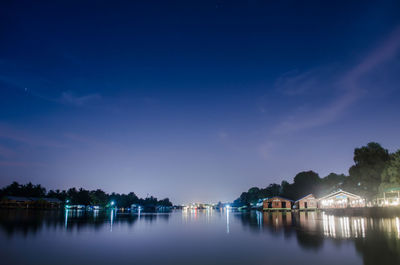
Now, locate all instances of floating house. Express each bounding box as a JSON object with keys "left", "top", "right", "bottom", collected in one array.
[
  {"left": 318, "top": 190, "right": 365, "bottom": 209},
  {"left": 0, "top": 196, "right": 32, "bottom": 208},
  {"left": 263, "top": 196, "right": 293, "bottom": 211},
  {"left": 295, "top": 194, "right": 317, "bottom": 210},
  {"left": 376, "top": 187, "right": 400, "bottom": 206},
  {"left": 131, "top": 204, "right": 142, "bottom": 212},
  {"left": 41, "top": 198, "right": 62, "bottom": 208},
  {"left": 0, "top": 196, "right": 62, "bottom": 208}
]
